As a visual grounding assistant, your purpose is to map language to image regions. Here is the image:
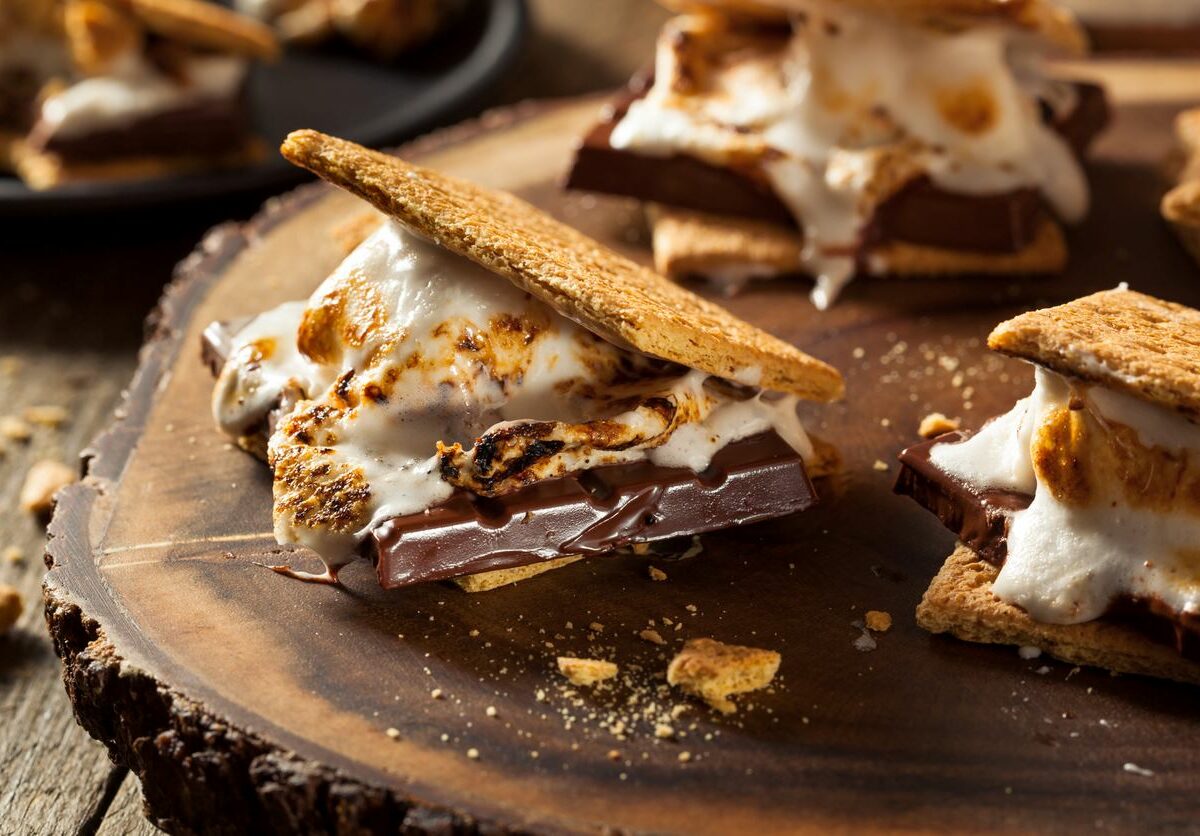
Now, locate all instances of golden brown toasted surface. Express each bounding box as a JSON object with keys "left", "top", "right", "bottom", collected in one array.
[
  {"left": 988, "top": 288, "right": 1200, "bottom": 421},
  {"left": 917, "top": 544, "right": 1200, "bottom": 686},
  {"left": 105, "top": 0, "right": 279, "bottom": 59},
  {"left": 280, "top": 130, "right": 844, "bottom": 401},
  {"left": 1163, "top": 108, "right": 1200, "bottom": 267},
  {"left": 649, "top": 207, "right": 1066, "bottom": 282},
  {"left": 657, "top": 0, "right": 1085, "bottom": 54},
  {"left": 666, "top": 637, "right": 781, "bottom": 713}
]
